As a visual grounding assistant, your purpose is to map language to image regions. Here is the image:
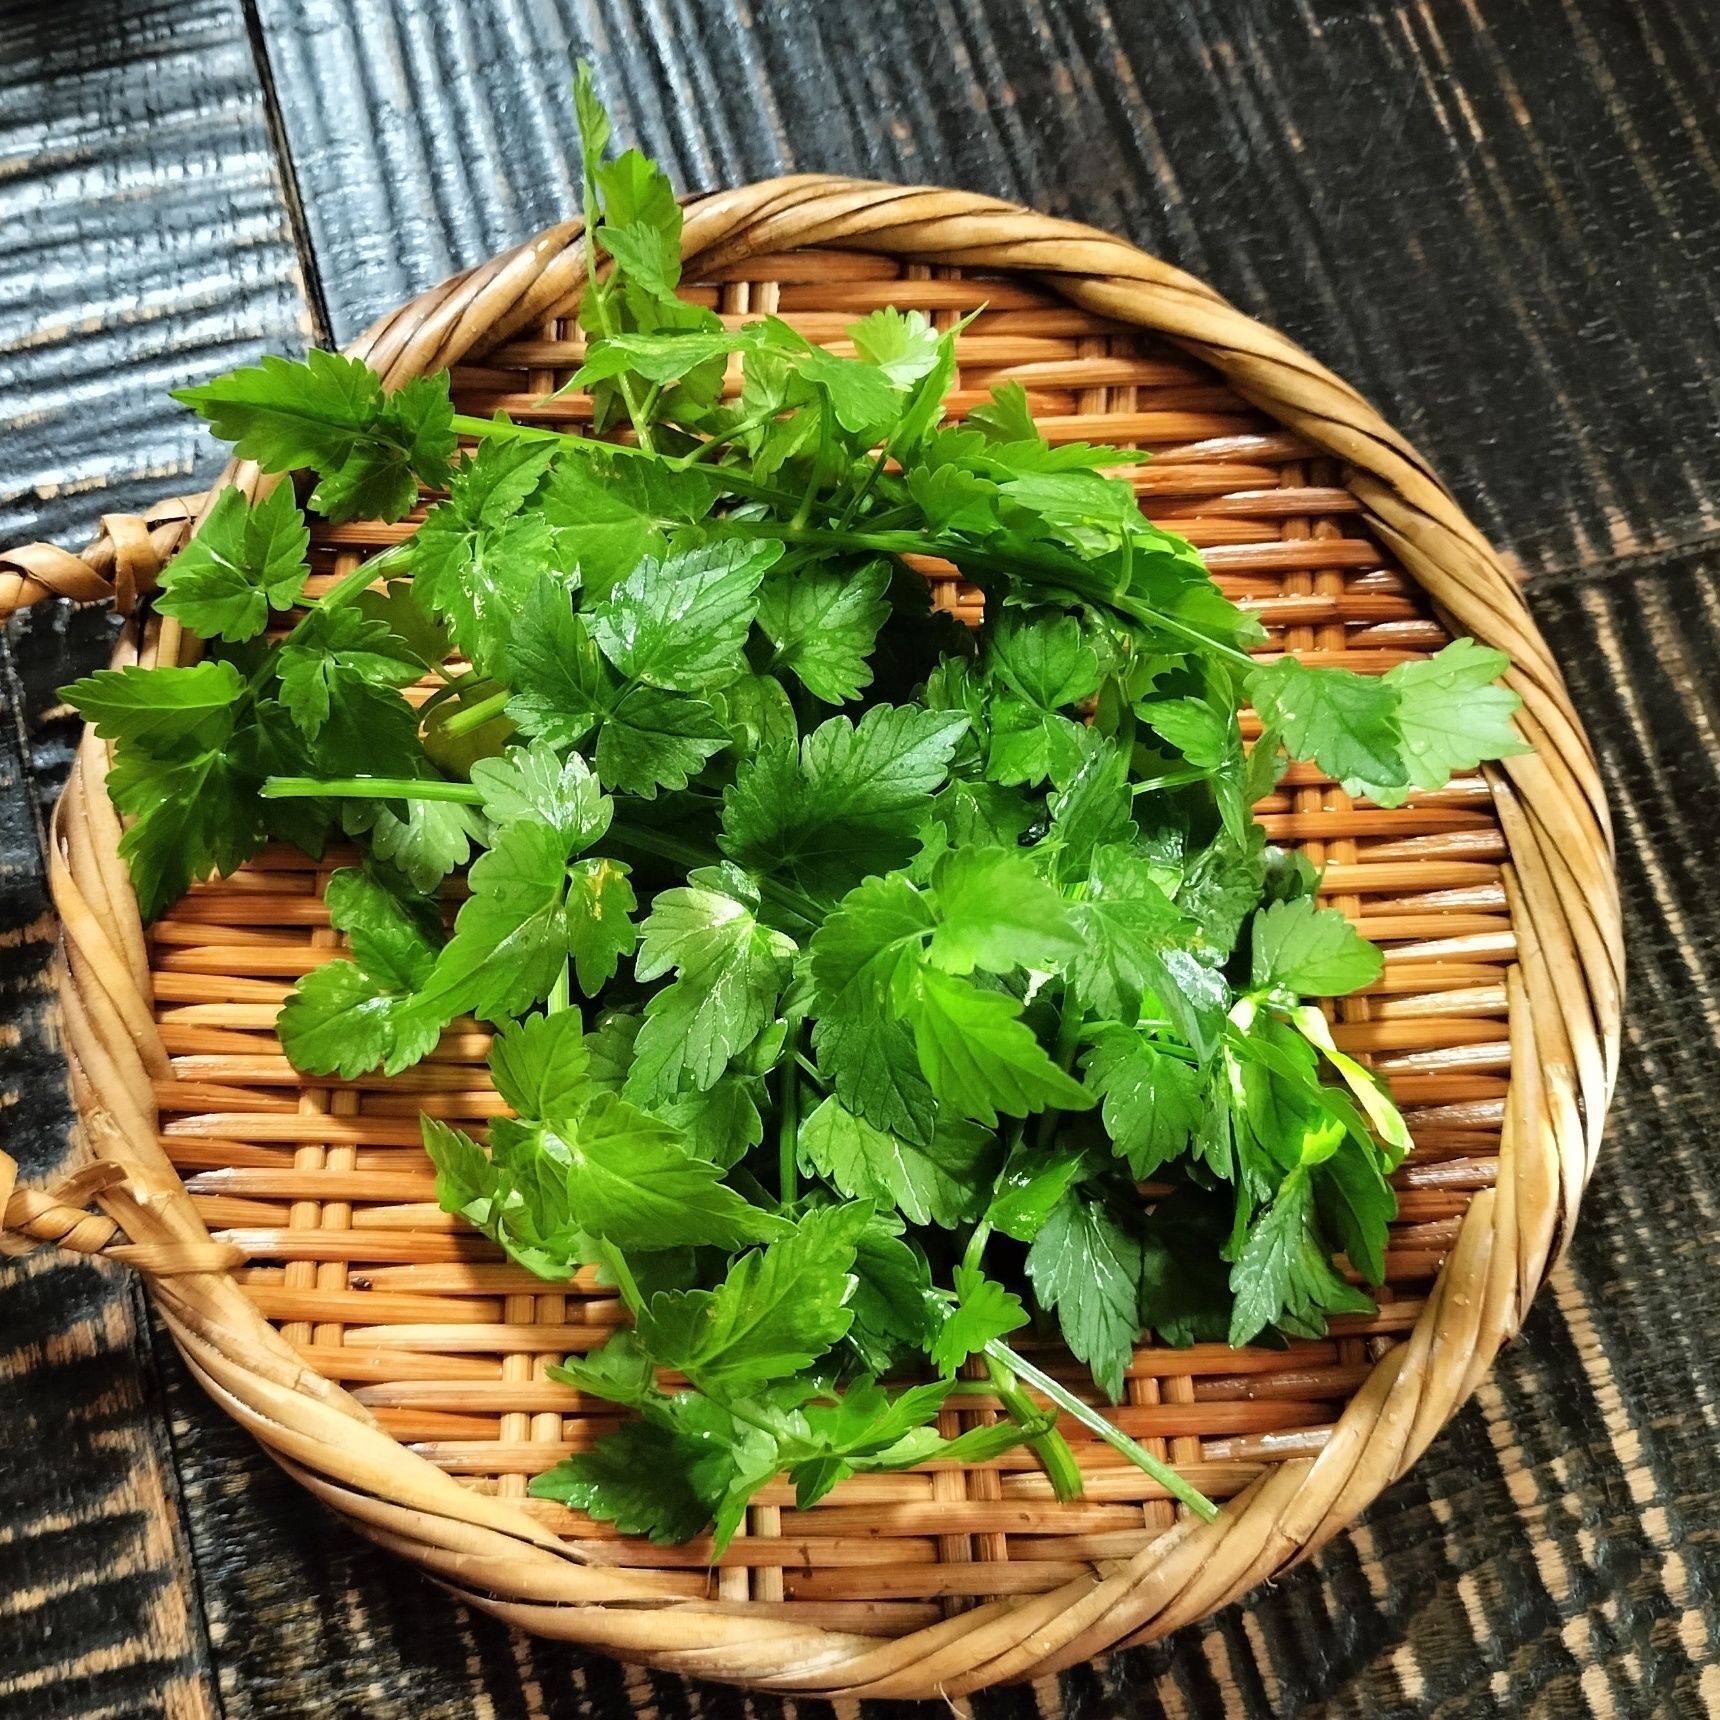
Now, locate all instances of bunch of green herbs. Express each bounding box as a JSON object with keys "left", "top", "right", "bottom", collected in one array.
[{"left": 63, "top": 70, "right": 1527, "bottom": 1545}]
